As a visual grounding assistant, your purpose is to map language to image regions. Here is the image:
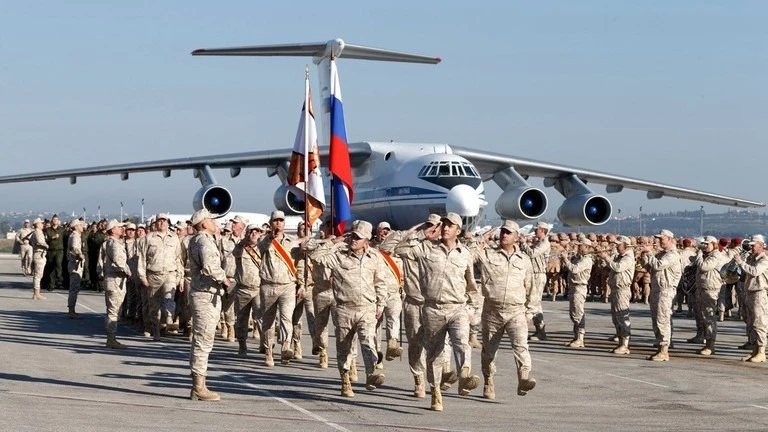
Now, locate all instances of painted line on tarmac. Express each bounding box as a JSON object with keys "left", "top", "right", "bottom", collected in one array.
[
  {"left": 606, "top": 373, "right": 669, "bottom": 388},
  {"left": 54, "top": 292, "right": 100, "bottom": 314},
  {"left": 749, "top": 404, "right": 768, "bottom": 411},
  {"left": 223, "top": 372, "right": 352, "bottom": 432}
]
